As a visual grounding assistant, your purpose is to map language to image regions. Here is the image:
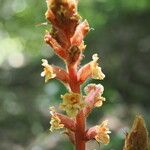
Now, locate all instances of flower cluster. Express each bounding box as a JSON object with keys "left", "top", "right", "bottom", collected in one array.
[{"left": 40, "top": 0, "right": 110, "bottom": 149}]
